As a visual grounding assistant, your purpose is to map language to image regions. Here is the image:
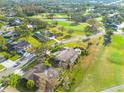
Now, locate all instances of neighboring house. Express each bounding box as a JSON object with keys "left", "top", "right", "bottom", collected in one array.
[
  {"left": 3, "top": 31, "right": 20, "bottom": 38},
  {"left": 7, "top": 40, "right": 32, "bottom": 55},
  {"left": 24, "top": 64, "right": 59, "bottom": 92},
  {"left": 14, "top": 40, "right": 32, "bottom": 50},
  {"left": 0, "top": 56, "right": 6, "bottom": 63},
  {"left": 33, "top": 32, "right": 48, "bottom": 42},
  {"left": 14, "top": 40, "right": 32, "bottom": 55},
  {"left": 9, "top": 18, "right": 24, "bottom": 26},
  {"left": 54, "top": 48, "right": 81, "bottom": 68}
]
